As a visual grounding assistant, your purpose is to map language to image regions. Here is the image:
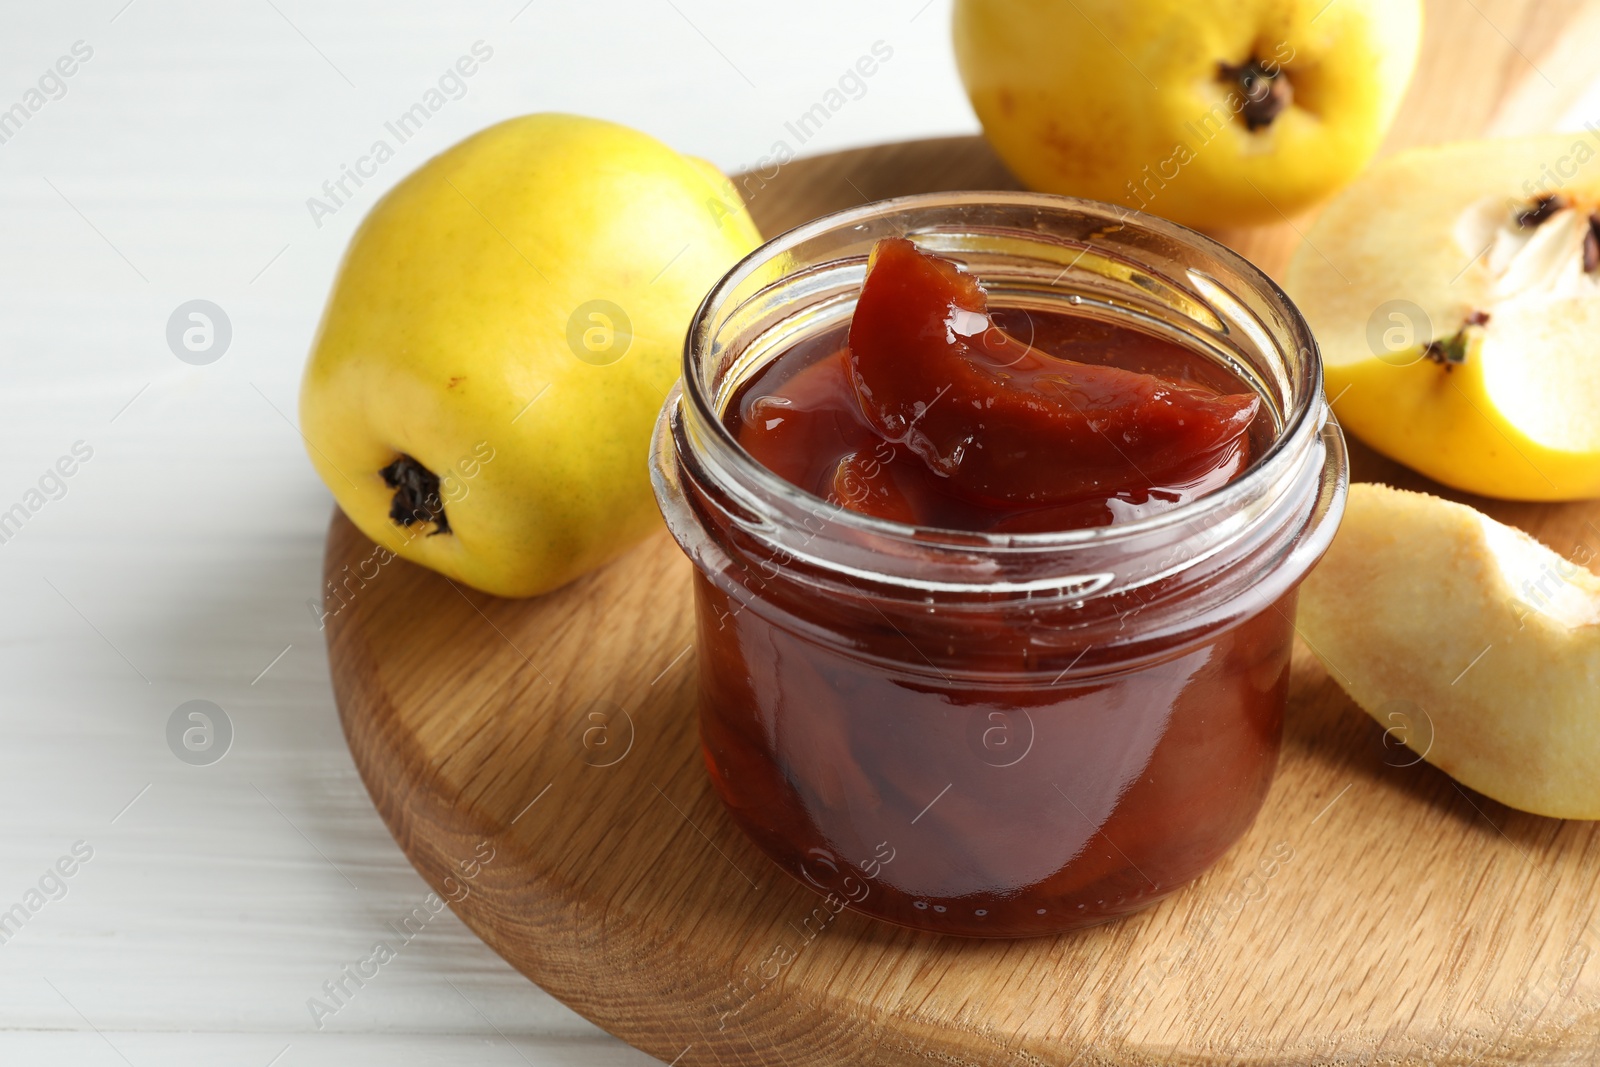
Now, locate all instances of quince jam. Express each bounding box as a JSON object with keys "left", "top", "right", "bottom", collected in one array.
[
  {"left": 734, "top": 238, "right": 1265, "bottom": 530},
  {"left": 694, "top": 238, "right": 1292, "bottom": 937}
]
